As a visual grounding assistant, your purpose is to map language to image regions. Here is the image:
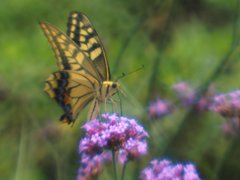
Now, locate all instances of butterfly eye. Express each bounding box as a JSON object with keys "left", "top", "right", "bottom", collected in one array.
[{"left": 112, "top": 83, "right": 117, "bottom": 88}]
